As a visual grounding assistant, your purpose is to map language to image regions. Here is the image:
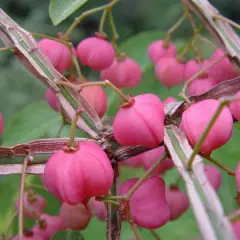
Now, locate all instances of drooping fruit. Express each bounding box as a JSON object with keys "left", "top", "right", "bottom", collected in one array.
[
  {"left": 155, "top": 57, "right": 185, "bottom": 87},
  {"left": 60, "top": 202, "right": 91, "bottom": 230},
  {"left": 147, "top": 40, "right": 177, "bottom": 64},
  {"left": 208, "top": 49, "right": 240, "bottom": 83},
  {"left": 77, "top": 37, "right": 115, "bottom": 70},
  {"left": 15, "top": 190, "right": 47, "bottom": 218},
  {"left": 229, "top": 91, "right": 240, "bottom": 120},
  {"left": 180, "top": 99, "right": 233, "bottom": 155},
  {"left": 45, "top": 88, "right": 60, "bottom": 112},
  {"left": 42, "top": 142, "right": 114, "bottom": 205},
  {"left": 204, "top": 165, "right": 222, "bottom": 191},
  {"left": 88, "top": 198, "right": 107, "bottom": 221},
  {"left": 38, "top": 39, "right": 74, "bottom": 73},
  {"left": 100, "top": 57, "right": 142, "bottom": 88},
  {"left": 120, "top": 177, "right": 170, "bottom": 229},
  {"left": 113, "top": 94, "right": 165, "bottom": 148},
  {"left": 188, "top": 77, "right": 217, "bottom": 96},
  {"left": 165, "top": 187, "right": 189, "bottom": 220}
]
